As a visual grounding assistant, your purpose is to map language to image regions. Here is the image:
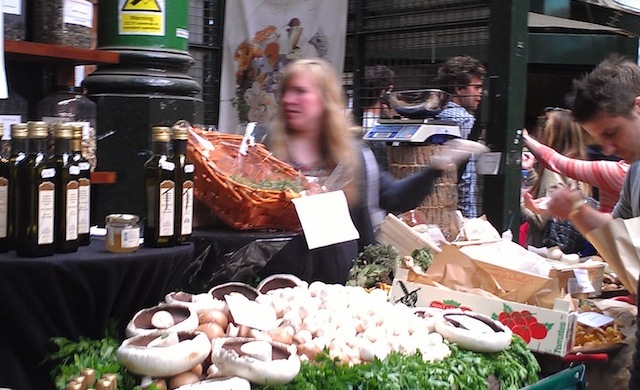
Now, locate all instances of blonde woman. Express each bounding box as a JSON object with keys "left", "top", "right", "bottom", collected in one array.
[{"left": 264, "top": 58, "right": 474, "bottom": 283}]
